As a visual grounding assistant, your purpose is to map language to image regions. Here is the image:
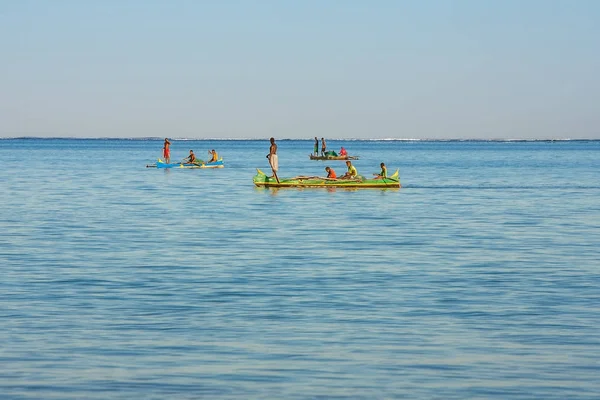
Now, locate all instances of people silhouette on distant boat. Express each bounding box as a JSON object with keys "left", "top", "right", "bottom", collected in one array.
[
  {"left": 325, "top": 166, "right": 337, "bottom": 179},
  {"left": 208, "top": 149, "right": 218, "bottom": 163},
  {"left": 373, "top": 162, "right": 387, "bottom": 179},
  {"left": 314, "top": 137, "right": 319, "bottom": 156},
  {"left": 321, "top": 138, "right": 327, "bottom": 156},
  {"left": 163, "top": 138, "right": 171, "bottom": 163}
]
